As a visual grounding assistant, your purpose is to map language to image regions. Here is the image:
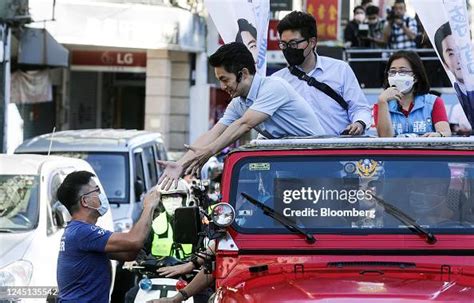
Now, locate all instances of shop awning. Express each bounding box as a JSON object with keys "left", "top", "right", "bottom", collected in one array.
[{"left": 18, "top": 27, "right": 69, "bottom": 67}]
